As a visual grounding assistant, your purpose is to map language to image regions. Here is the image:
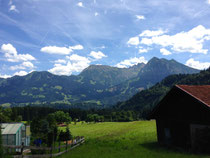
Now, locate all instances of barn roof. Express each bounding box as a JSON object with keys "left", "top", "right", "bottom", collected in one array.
[
  {"left": 1, "top": 123, "right": 23, "bottom": 135},
  {"left": 176, "top": 85, "right": 210, "bottom": 107},
  {"left": 148, "top": 85, "right": 210, "bottom": 119}
]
